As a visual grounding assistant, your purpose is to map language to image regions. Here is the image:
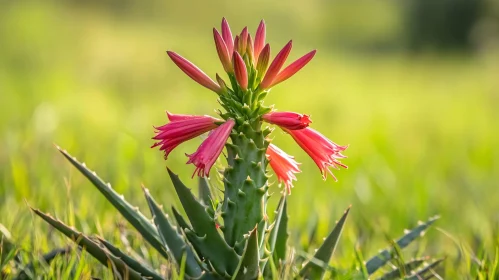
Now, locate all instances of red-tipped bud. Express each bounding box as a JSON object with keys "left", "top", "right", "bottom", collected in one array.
[
  {"left": 263, "top": 111, "right": 312, "bottom": 130},
  {"left": 167, "top": 51, "right": 221, "bottom": 93},
  {"left": 246, "top": 34, "right": 255, "bottom": 65},
  {"left": 256, "top": 44, "right": 270, "bottom": 78},
  {"left": 254, "top": 20, "right": 266, "bottom": 59},
  {"left": 221, "top": 18, "right": 234, "bottom": 55},
  {"left": 233, "top": 52, "right": 248, "bottom": 91},
  {"left": 215, "top": 73, "right": 228, "bottom": 92},
  {"left": 260, "top": 40, "right": 293, "bottom": 89},
  {"left": 238, "top": 27, "right": 248, "bottom": 55},
  {"left": 233, "top": 36, "right": 240, "bottom": 55},
  {"left": 213, "top": 28, "right": 233, "bottom": 73},
  {"left": 270, "top": 50, "right": 316, "bottom": 87}
]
